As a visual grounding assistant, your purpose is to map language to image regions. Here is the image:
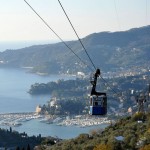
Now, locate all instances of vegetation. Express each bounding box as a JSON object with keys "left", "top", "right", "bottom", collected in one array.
[
  {"left": 28, "top": 79, "right": 88, "bottom": 96},
  {"left": 40, "top": 97, "right": 87, "bottom": 115},
  {"left": 0, "top": 127, "right": 43, "bottom": 149},
  {"left": 35, "top": 112, "right": 150, "bottom": 150}
]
